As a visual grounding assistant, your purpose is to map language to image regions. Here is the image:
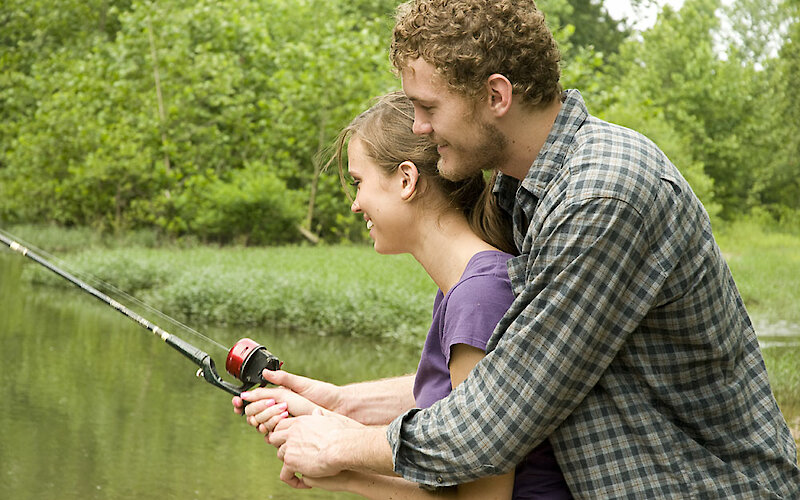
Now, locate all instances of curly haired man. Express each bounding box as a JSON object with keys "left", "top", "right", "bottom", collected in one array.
[{"left": 257, "top": 1, "right": 800, "bottom": 498}]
